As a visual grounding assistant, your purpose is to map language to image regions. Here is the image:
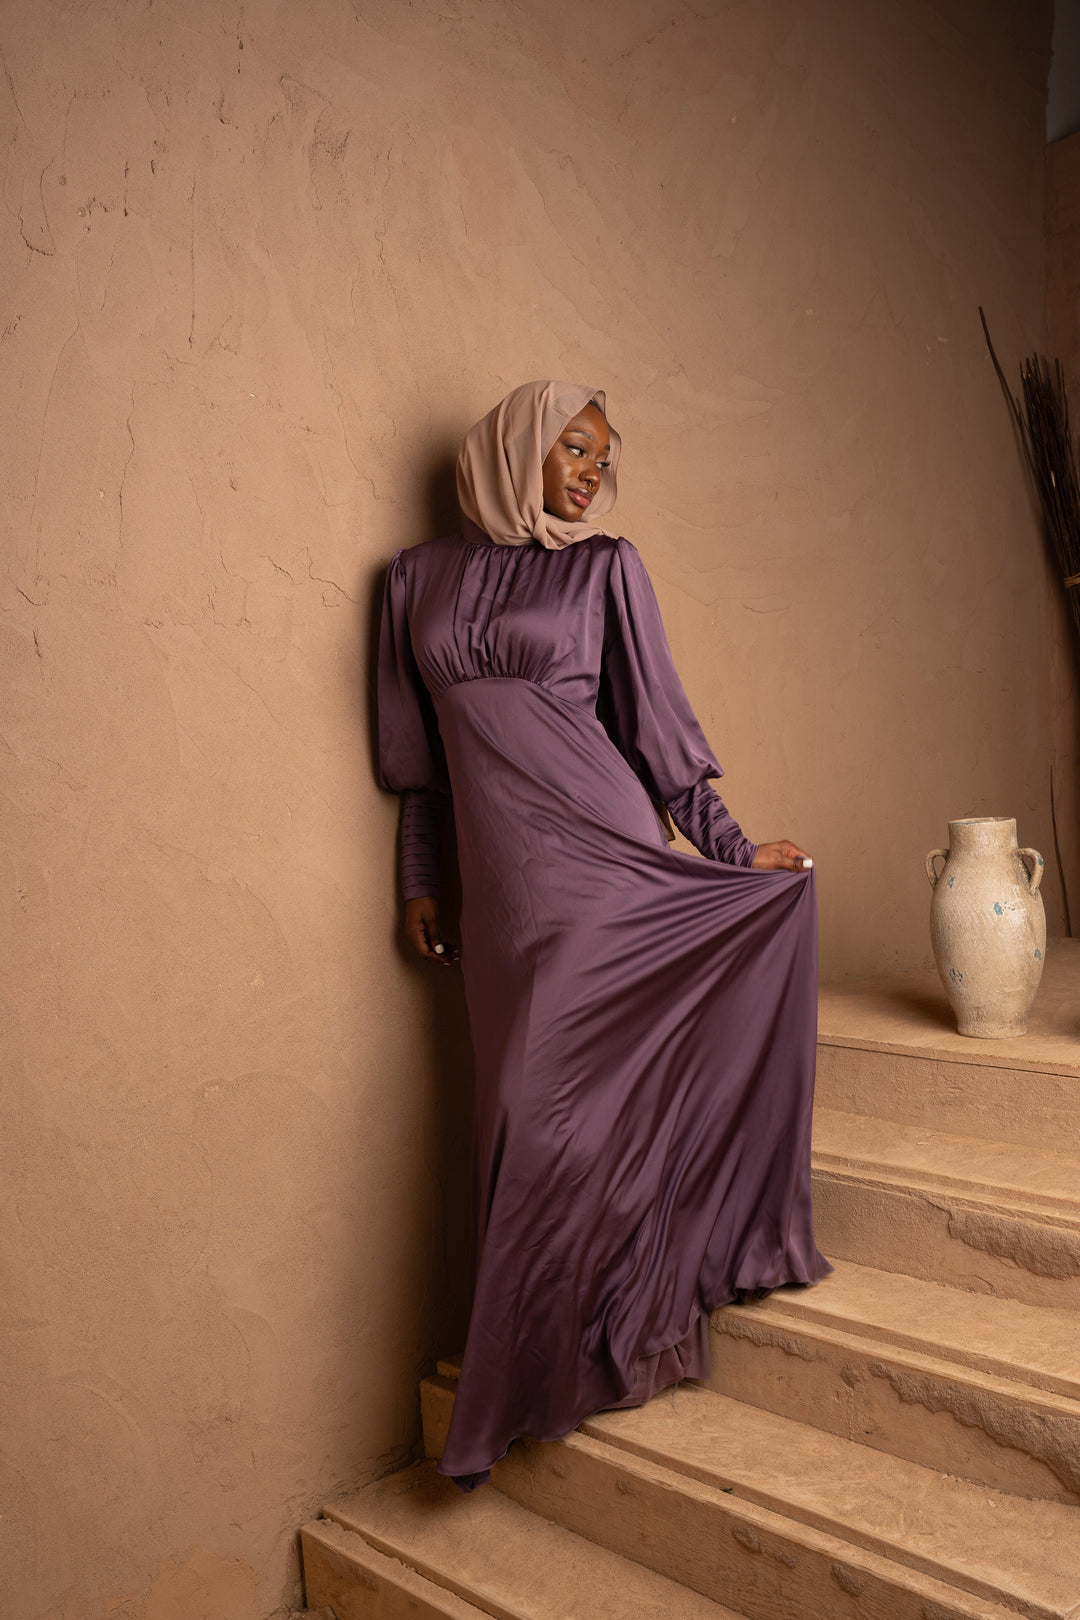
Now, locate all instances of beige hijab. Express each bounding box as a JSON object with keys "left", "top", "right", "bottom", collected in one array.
[{"left": 456, "top": 380, "right": 621, "bottom": 550}]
